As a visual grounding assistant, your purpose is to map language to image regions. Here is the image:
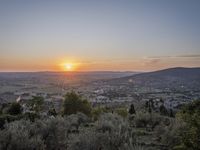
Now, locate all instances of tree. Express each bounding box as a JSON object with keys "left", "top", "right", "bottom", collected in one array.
[
  {"left": 159, "top": 104, "right": 168, "bottom": 116},
  {"left": 175, "top": 100, "right": 200, "bottom": 150},
  {"left": 169, "top": 109, "right": 174, "bottom": 117},
  {"left": 63, "top": 91, "right": 92, "bottom": 116},
  {"left": 48, "top": 108, "right": 57, "bottom": 116},
  {"left": 7, "top": 102, "right": 22, "bottom": 115},
  {"left": 145, "top": 99, "right": 154, "bottom": 113},
  {"left": 129, "top": 104, "right": 136, "bottom": 114},
  {"left": 29, "top": 96, "right": 44, "bottom": 112}
]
